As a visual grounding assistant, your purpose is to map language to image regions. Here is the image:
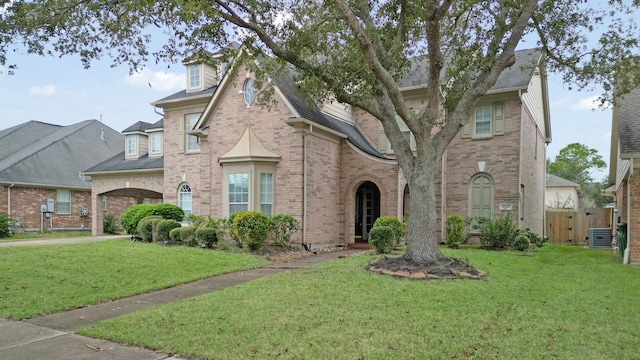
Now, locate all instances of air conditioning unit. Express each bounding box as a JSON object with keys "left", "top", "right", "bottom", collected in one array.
[{"left": 588, "top": 228, "right": 612, "bottom": 248}]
